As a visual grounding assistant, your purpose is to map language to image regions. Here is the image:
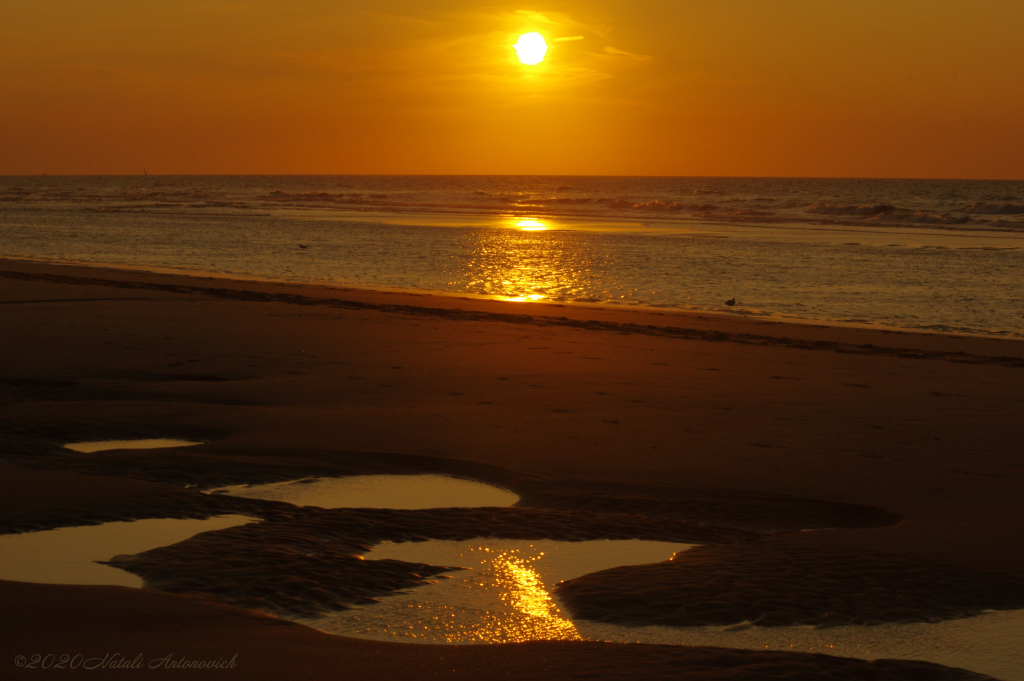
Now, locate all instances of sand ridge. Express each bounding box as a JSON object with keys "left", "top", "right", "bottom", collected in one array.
[{"left": 556, "top": 538, "right": 1024, "bottom": 628}]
